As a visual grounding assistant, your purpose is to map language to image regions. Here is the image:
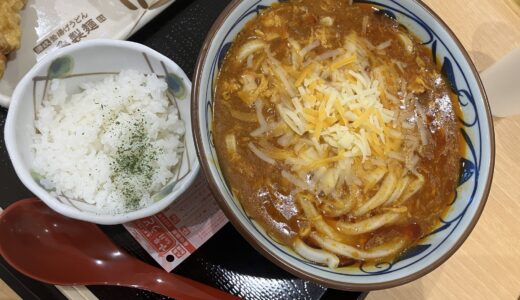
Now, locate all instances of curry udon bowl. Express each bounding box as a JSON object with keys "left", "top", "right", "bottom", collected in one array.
[{"left": 192, "top": 0, "right": 495, "bottom": 290}]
